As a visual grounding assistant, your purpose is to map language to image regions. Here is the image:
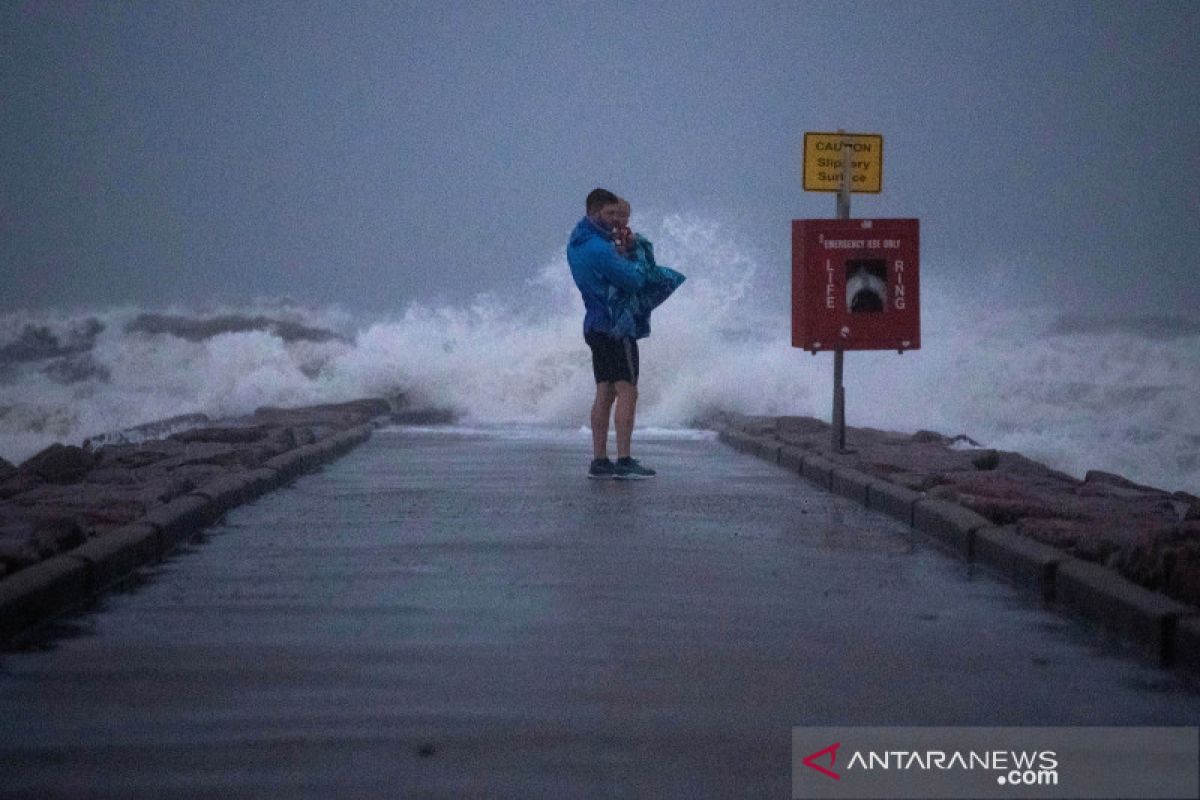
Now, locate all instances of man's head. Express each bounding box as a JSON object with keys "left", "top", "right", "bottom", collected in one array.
[
  {"left": 586, "top": 188, "right": 621, "bottom": 230},
  {"left": 613, "top": 198, "right": 631, "bottom": 230}
]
